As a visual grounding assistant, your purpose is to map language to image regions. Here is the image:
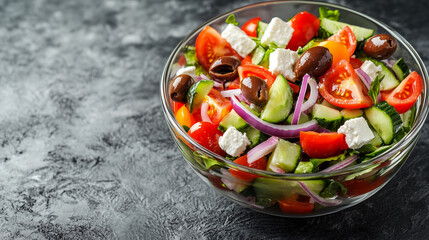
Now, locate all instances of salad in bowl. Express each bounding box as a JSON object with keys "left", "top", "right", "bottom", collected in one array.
[{"left": 161, "top": 1, "right": 428, "bottom": 217}]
